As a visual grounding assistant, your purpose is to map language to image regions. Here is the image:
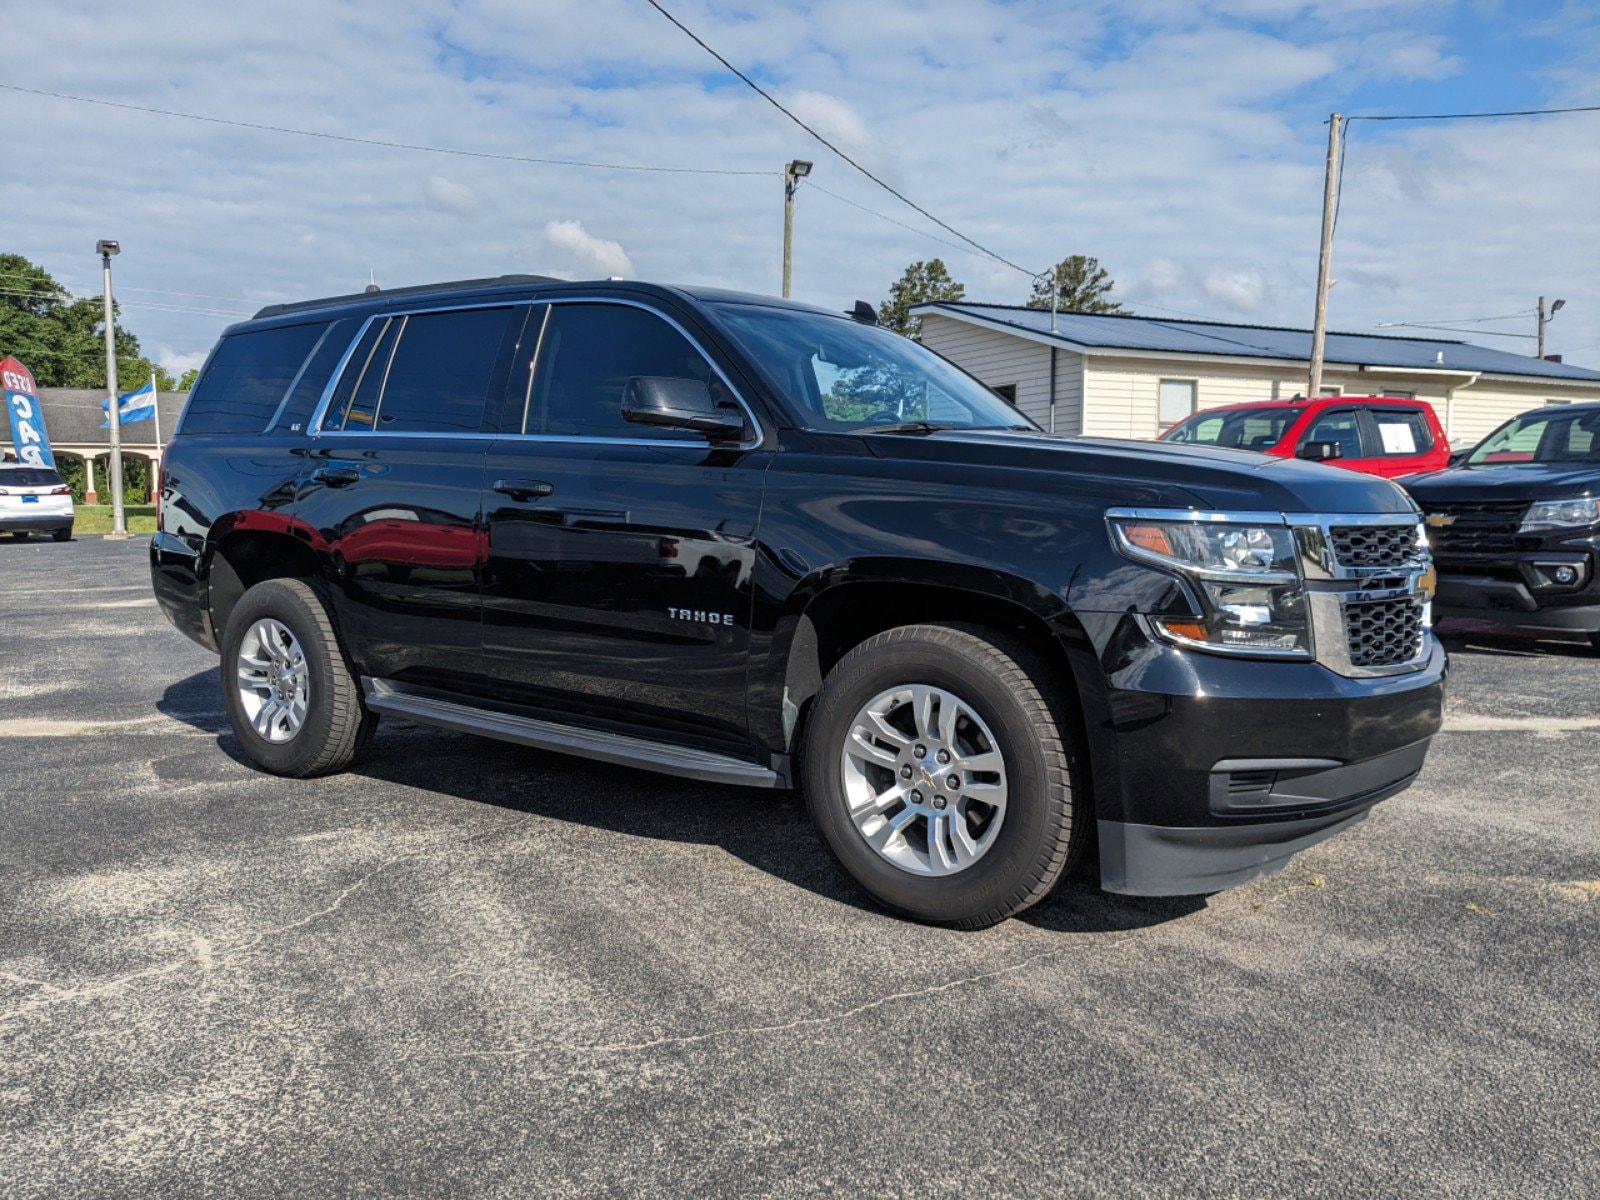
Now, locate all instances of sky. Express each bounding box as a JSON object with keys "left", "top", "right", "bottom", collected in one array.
[{"left": 3, "top": 0, "right": 1598, "bottom": 375}]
